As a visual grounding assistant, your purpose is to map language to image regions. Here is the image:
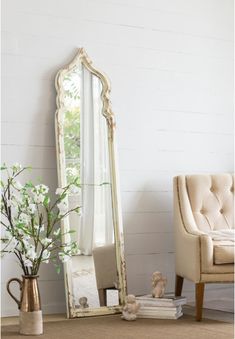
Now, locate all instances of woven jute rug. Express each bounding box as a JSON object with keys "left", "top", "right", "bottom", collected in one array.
[{"left": 1, "top": 314, "right": 233, "bottom": 339}]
